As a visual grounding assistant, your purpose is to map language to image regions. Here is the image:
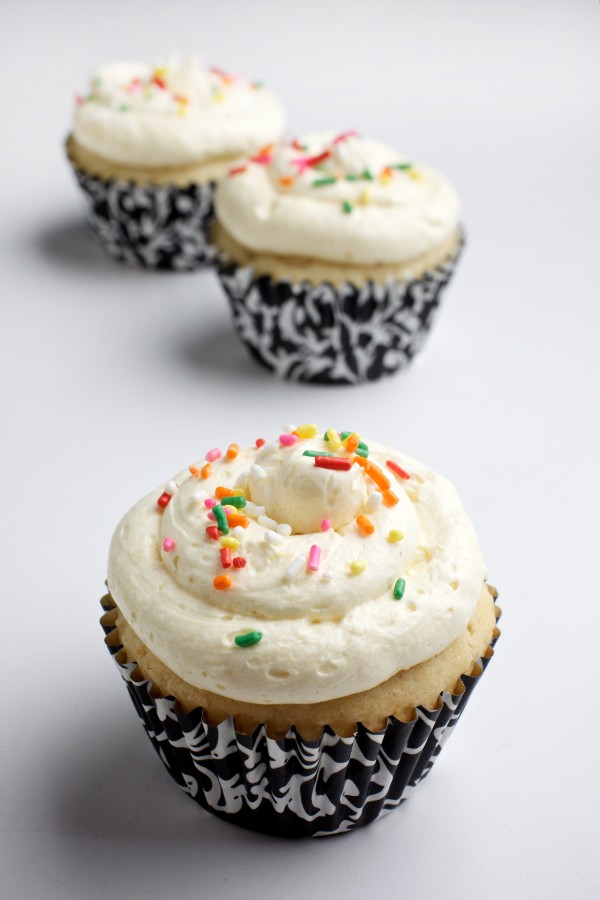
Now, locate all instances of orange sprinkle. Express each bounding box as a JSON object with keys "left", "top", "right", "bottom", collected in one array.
[
  {"left": 356, "top": 514, "right": 375, "bottom": 535},
  {"left": 215, "top": 485, "right": 236, "bottom": 499},
  {"left": 258, "top": 143, "right": 273, "bottom": 156},
  {"left": 201, "top": 463, "right": 212, "bottom": 479},
  {"left": 382, "top": 489, "right": 399, "bottom": 507},
  {"left": 213, "top": 574, "right": 232, "bottom": 590},
  {"left": 189, "top": 465, "right": 201, "bottom": 478},
  {"left": 344, "top": 432, "right": 360, "bottom": 454},
  {"left": 227, "top": 513, "right": 250, "bottom": 529},
  {"left": 365, "top": 462, "right": 390, "bottom": 492},
  {"left": 279, "top": 176, "right": 295, "bottom": 187},
  {"left": 226, "top": 443, "right": 239, "bottom": 460},
  {"left": 354, "top": 458, "right": 390, "bottom": 492}
]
